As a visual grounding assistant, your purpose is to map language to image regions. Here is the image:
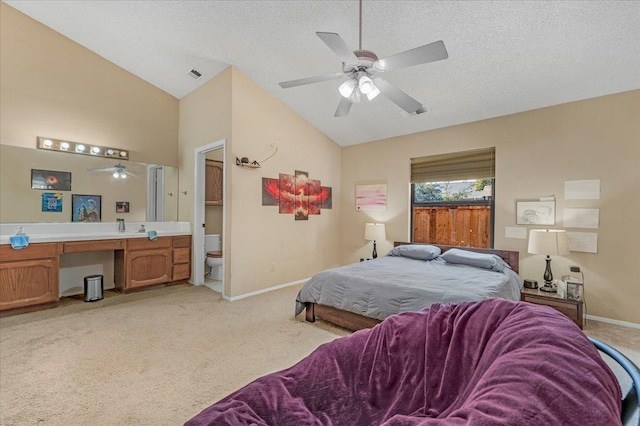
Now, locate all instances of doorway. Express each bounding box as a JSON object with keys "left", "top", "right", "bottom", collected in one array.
[{"left": 192, "top": 139, "right": 226, "bottom": 295}]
